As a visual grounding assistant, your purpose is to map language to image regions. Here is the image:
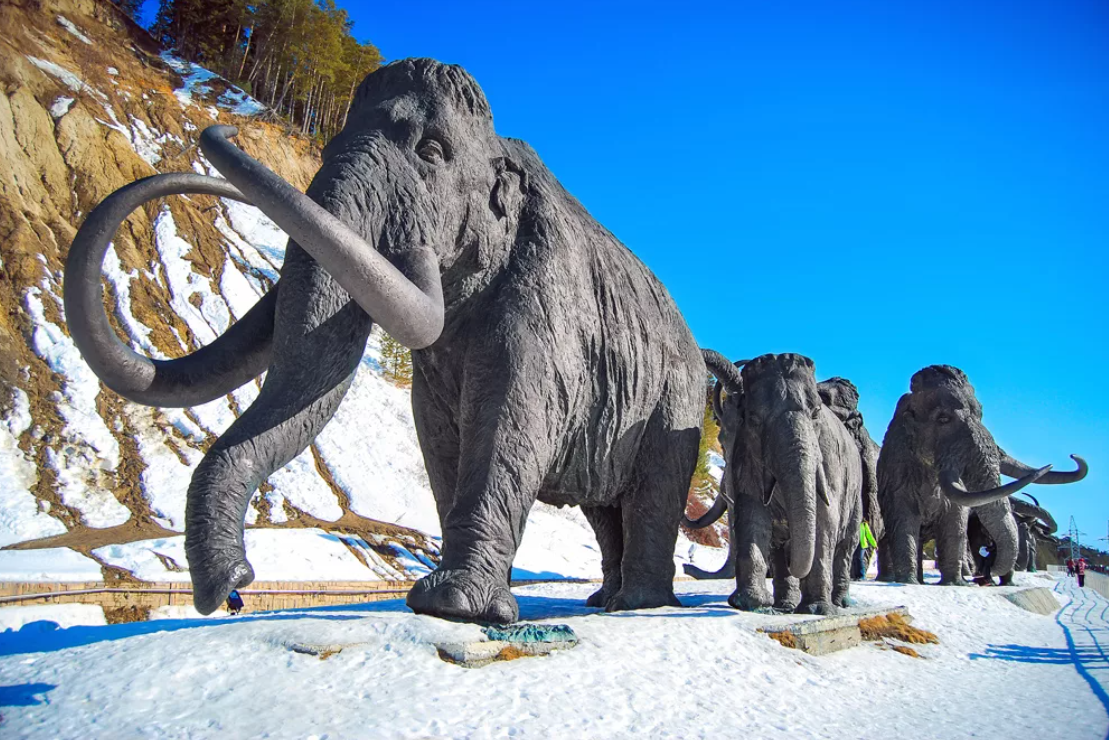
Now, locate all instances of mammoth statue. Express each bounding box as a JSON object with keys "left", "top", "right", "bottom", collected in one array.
[
  {"left": 876, "top": 365, "right": 1087, "bottom": 586},
  {"left": 966, "top": 493, "right": 1057, "bottom": 582},
  {"left": 699, "top": 353, "right": 863, "bottom": 615},
  {"left": 681, "top": 372, "right": 880, "bottom": 586},
  {"left": 66, "top": 59, "right": 709, "bottom": 623},
  {"left": 817, "top": 377, "right": 883, "bottom": 558}
]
